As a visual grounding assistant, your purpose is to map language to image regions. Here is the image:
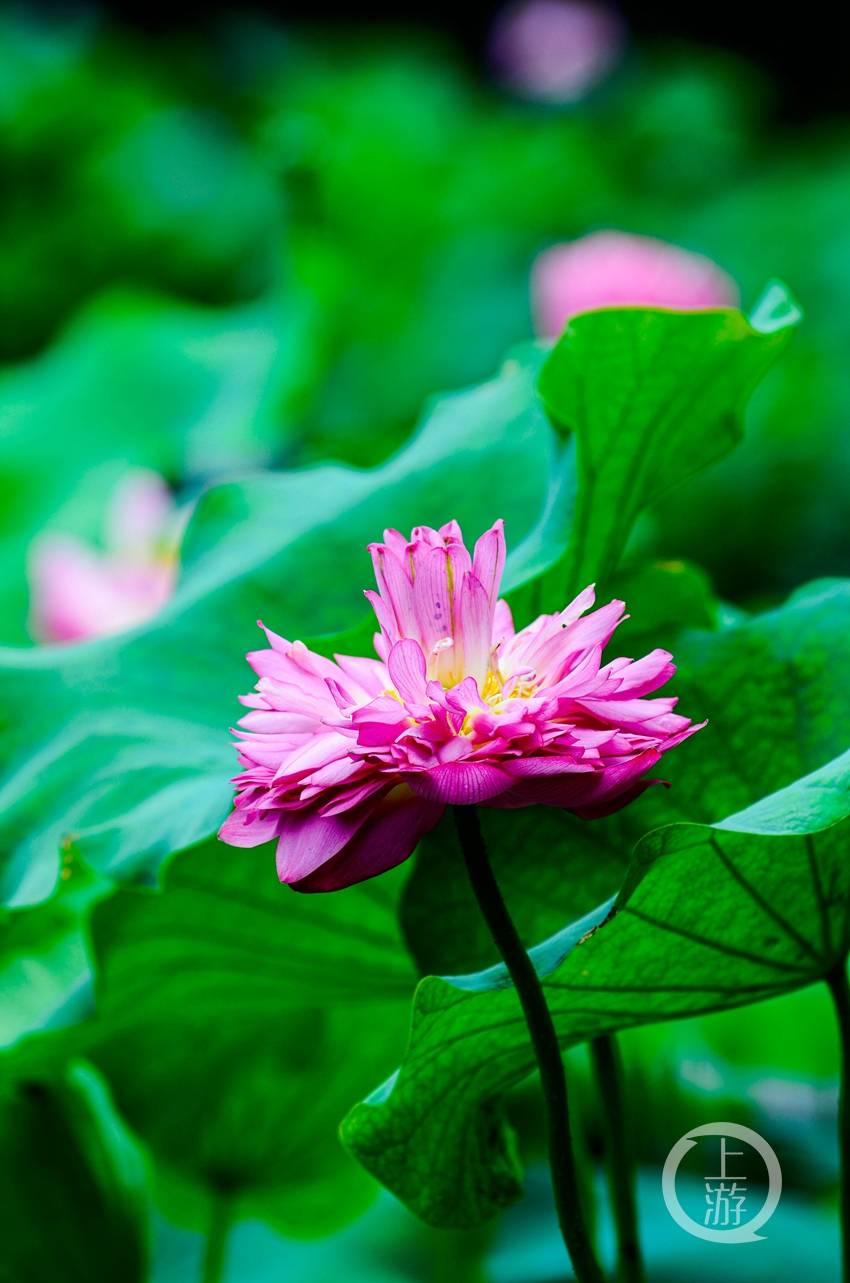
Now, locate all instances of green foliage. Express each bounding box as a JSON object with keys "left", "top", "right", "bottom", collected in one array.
[
  {"left": 0, "top": 859, "right": 104, "bottom": 1048},
  {"left": 654, "top": 141, "right": 850, "bottom": 597},
  {"left": 254, "top": 42, "right": 604, "bottom": 464},
  {"left": 83, "top": 845, "right": 413, "bottom": 1233},
  {"left": 0, "top": 11, "right": 281, "bottom": 359},
  {"left": 0, "top": 1059, "right": 150, "bottom": 1282},
  {"left": 537, "top": 285, "right": 799, "bottom": 597},
  {"left": 1, "top": 15, "right": 848, "bottom": 1279}
]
